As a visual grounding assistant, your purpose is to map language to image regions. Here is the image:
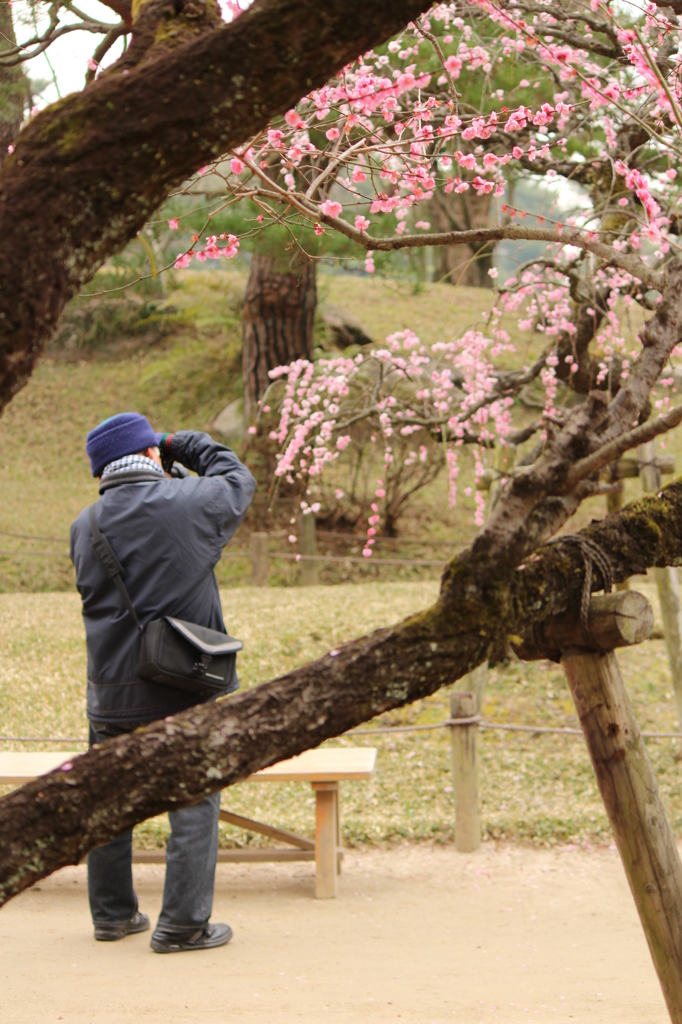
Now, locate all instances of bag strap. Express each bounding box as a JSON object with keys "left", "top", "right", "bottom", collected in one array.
[{"left": 88, "top": 505, "right": 143, "bottom": 634}]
